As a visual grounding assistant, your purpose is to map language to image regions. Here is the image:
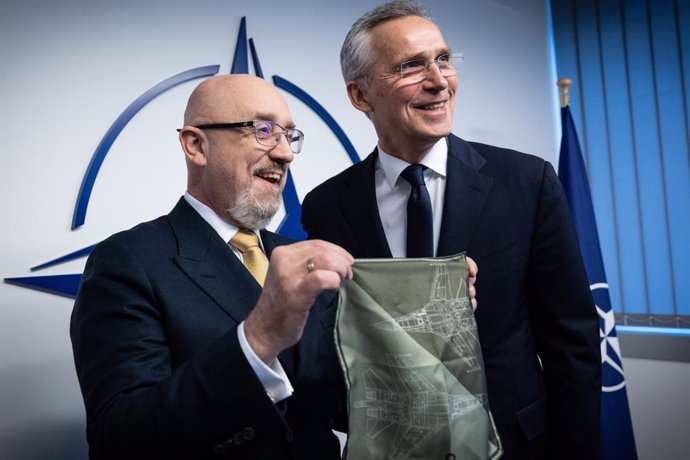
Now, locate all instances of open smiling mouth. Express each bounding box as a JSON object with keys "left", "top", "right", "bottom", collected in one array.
[
  {"left": 256, "top": 171, "right": 283, "bottom": 185},
  {"left": 416, "top": 101, "right": 446, "bottom": 111}
]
